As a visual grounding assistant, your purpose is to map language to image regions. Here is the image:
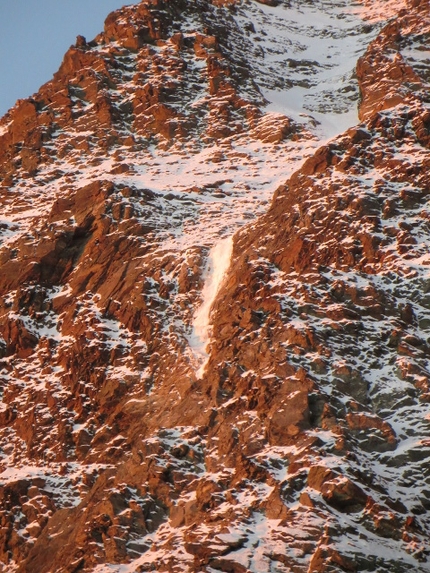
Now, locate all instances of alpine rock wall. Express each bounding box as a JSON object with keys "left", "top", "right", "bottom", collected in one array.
[{"left": 0, "top": 0, "right": 429, "bottom": 571}]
